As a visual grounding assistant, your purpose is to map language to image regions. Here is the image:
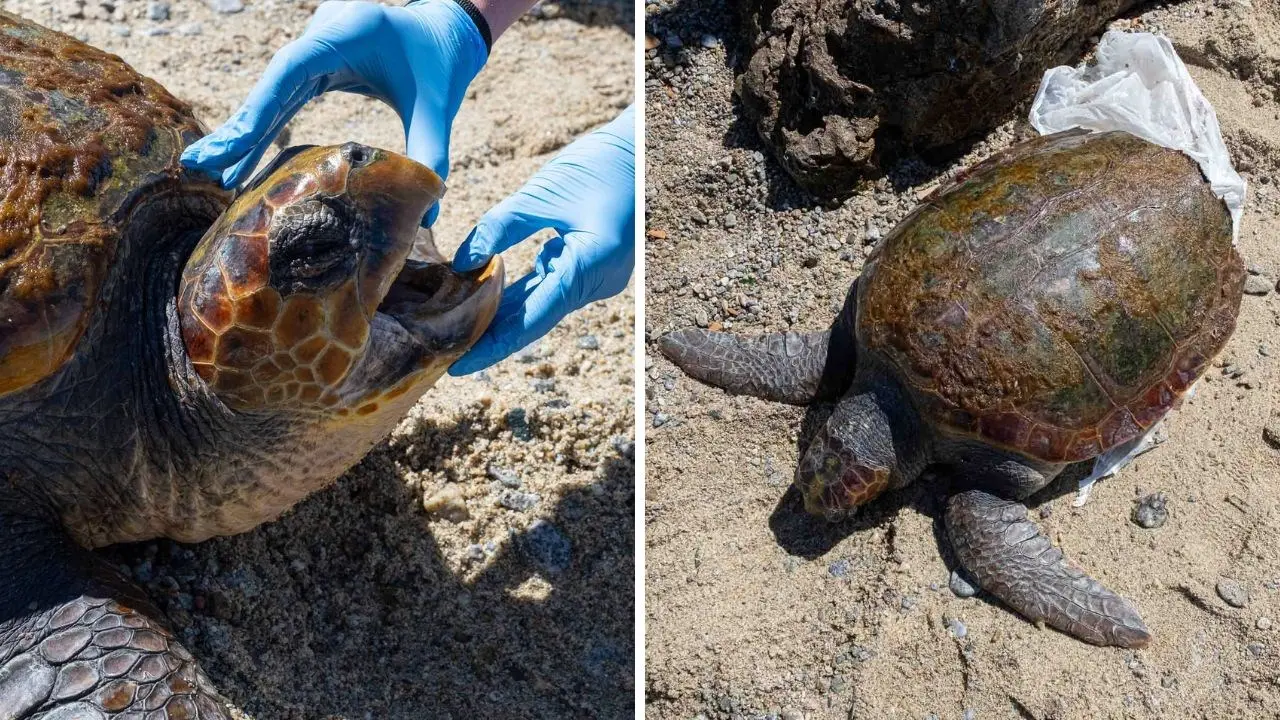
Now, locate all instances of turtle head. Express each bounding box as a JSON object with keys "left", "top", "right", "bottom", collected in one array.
[{"left": 177, "top": 142, "right": 503, "bottom": 417}]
